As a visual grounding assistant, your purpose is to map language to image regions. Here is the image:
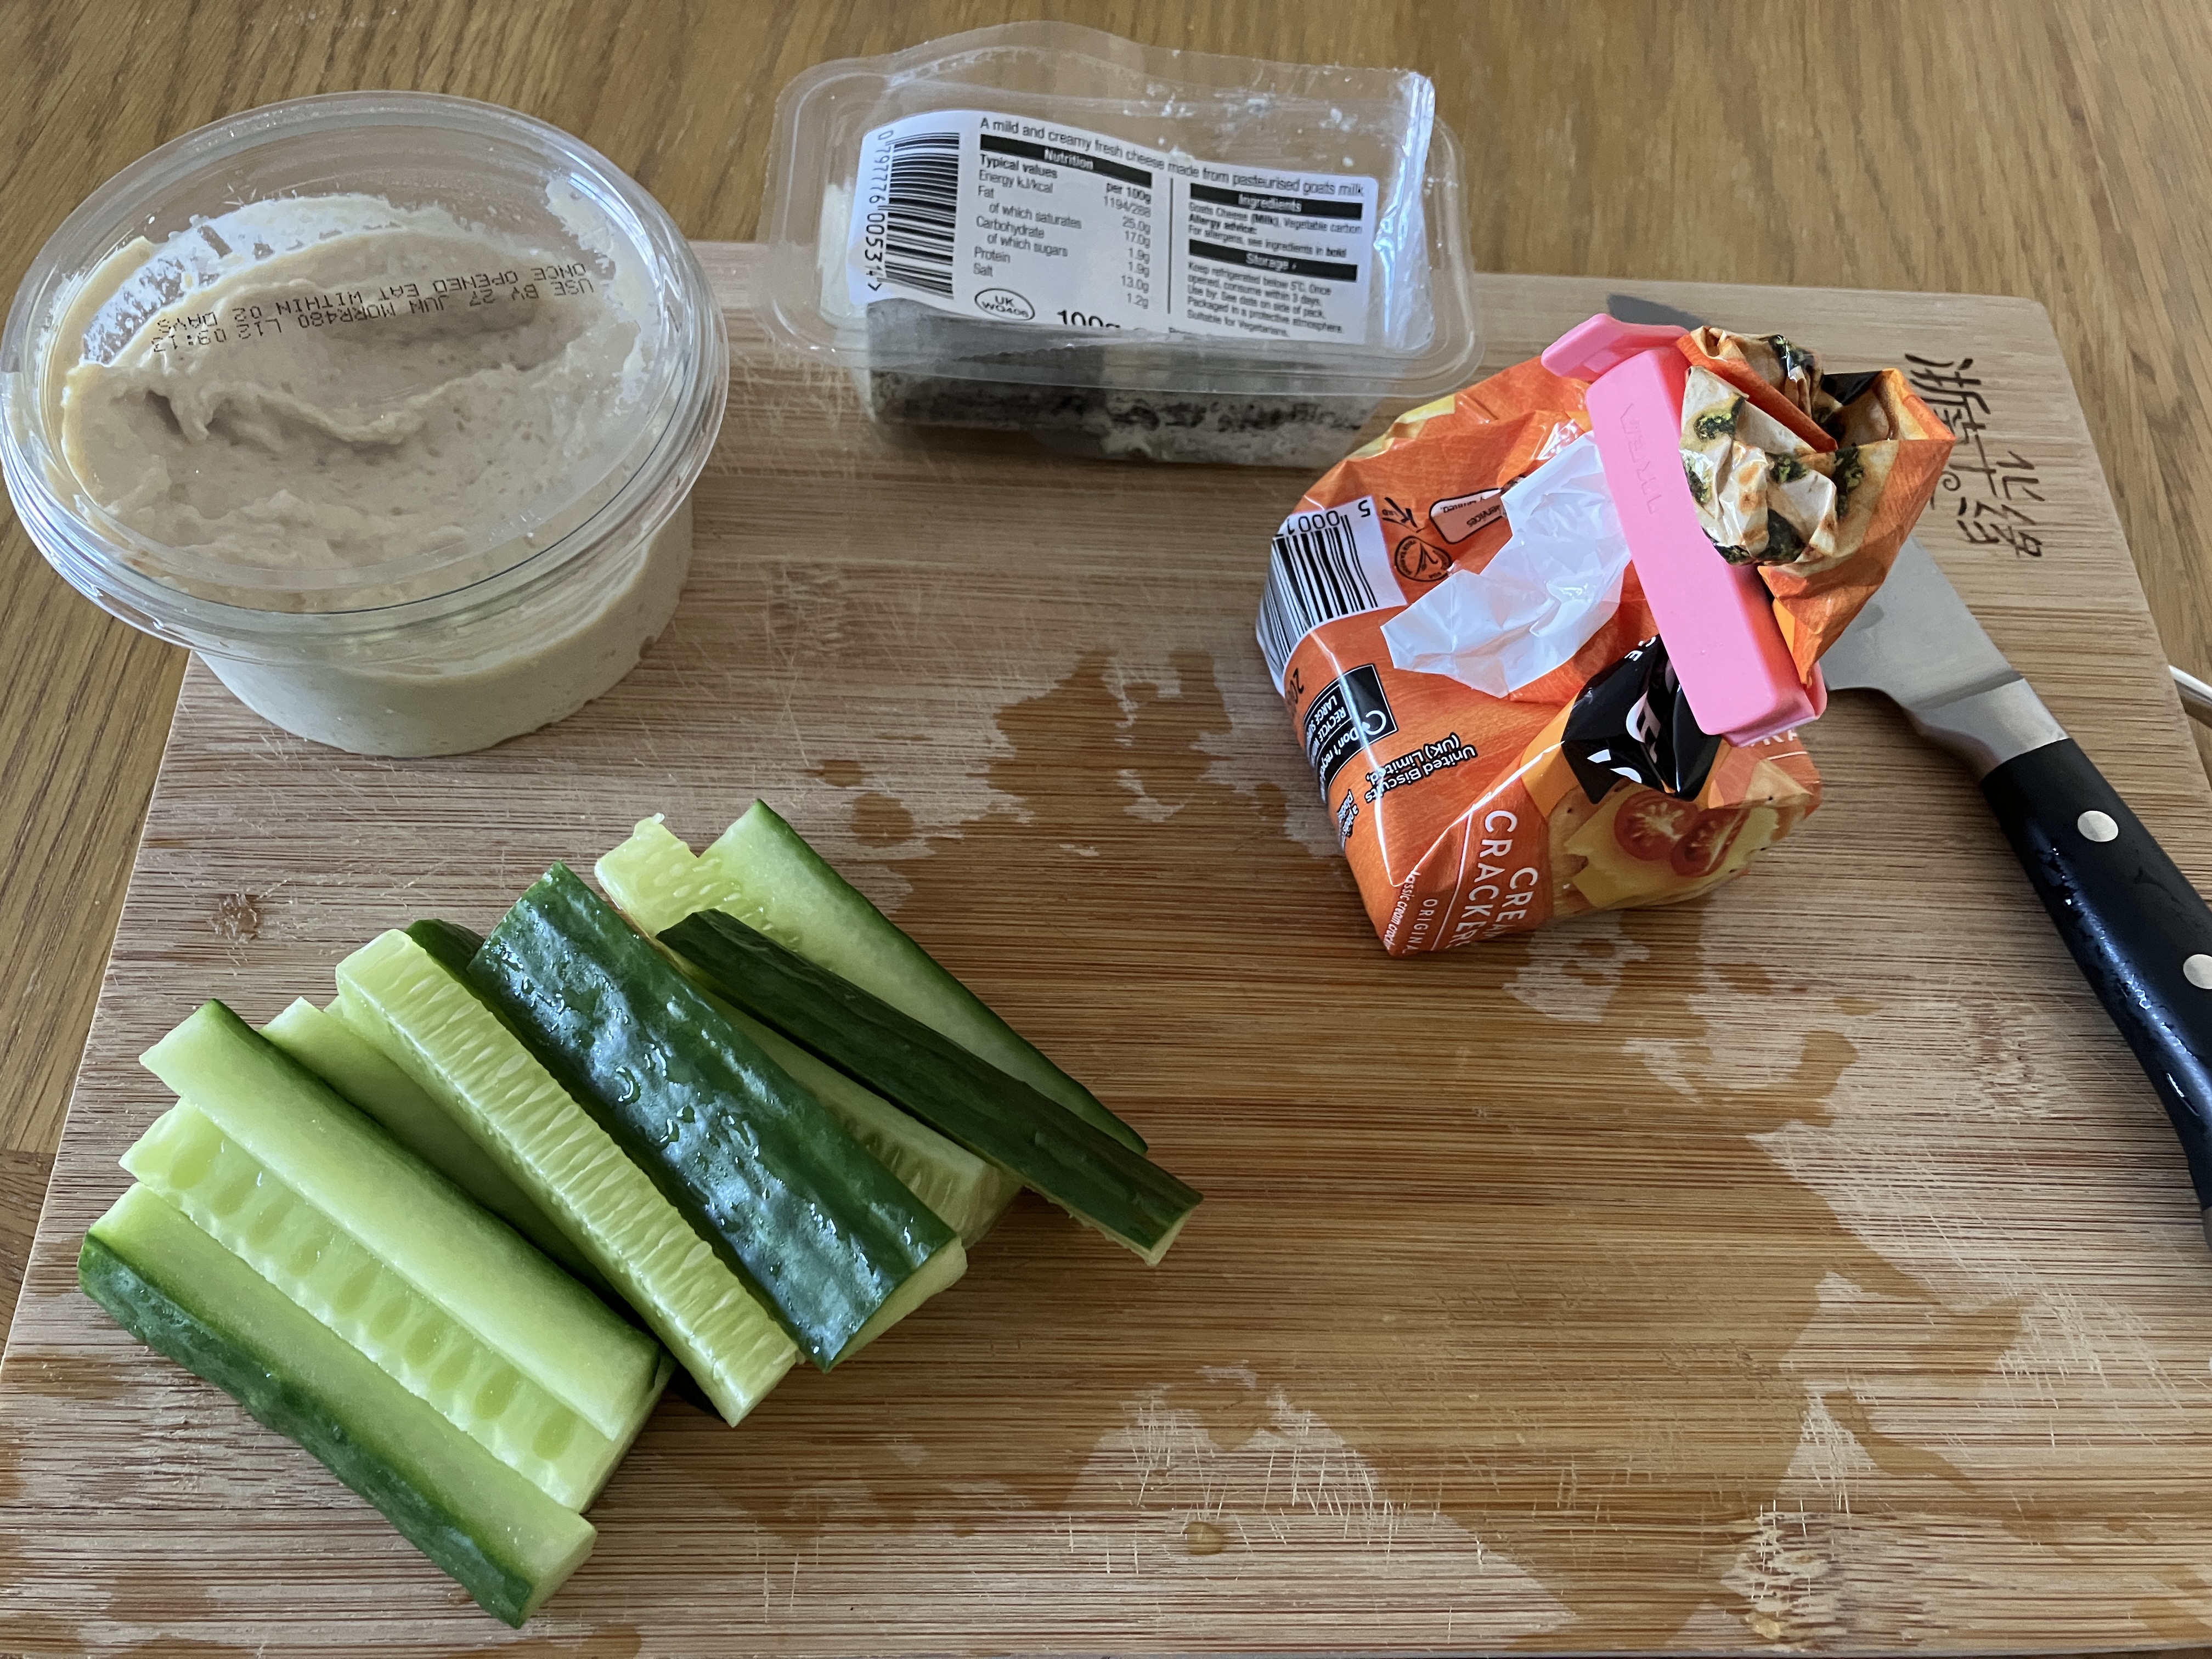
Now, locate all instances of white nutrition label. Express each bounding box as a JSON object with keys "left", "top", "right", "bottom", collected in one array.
[{"left": 845, "top": 110, "right": 1379, "bottom": 344}]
